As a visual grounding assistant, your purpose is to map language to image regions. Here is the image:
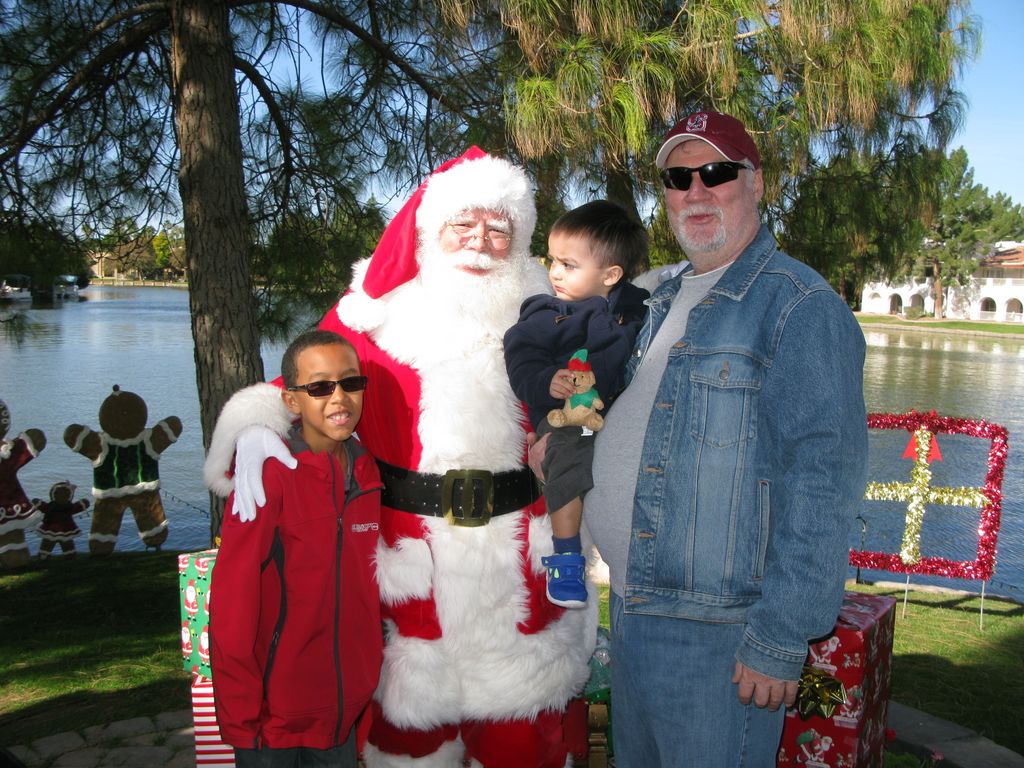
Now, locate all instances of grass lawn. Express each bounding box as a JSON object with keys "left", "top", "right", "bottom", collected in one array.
[
  {"left": 856, "top": 314, "right": 1024, "bottom": 336},
  {"left": 2, "top": 555, "right": 1022, "bottom": 758},
  {"left": 851, "top": 581, "right": 1024, "bottom": 756},
  {"left": 0, "top": 552, "right": 191, "bottom": 746}
]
